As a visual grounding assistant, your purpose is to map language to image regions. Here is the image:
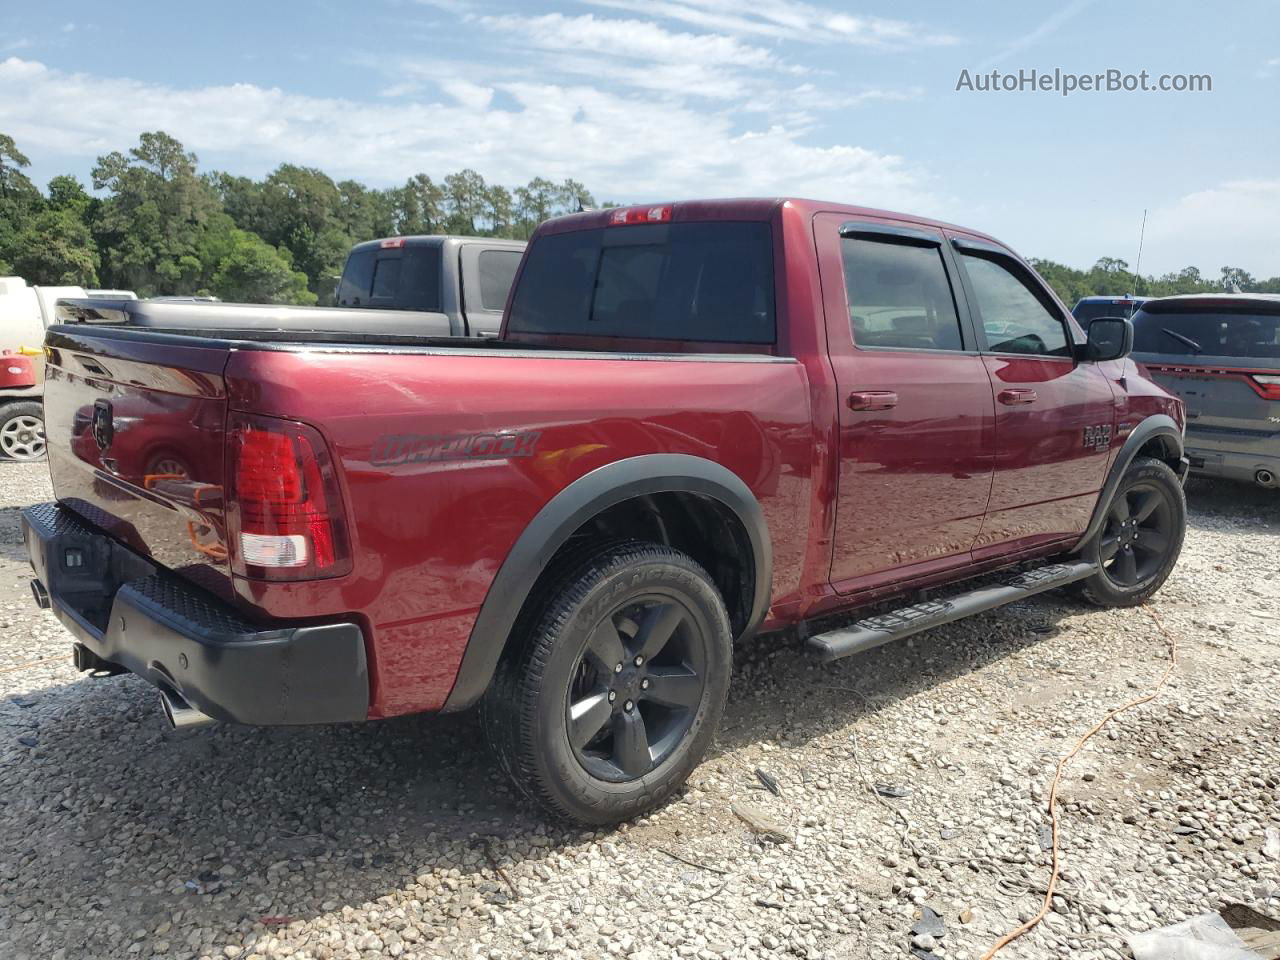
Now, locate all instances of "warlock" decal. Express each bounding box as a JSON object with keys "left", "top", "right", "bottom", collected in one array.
[{"left": 371, "top": 430, "right": 541, "bottom": 466}]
